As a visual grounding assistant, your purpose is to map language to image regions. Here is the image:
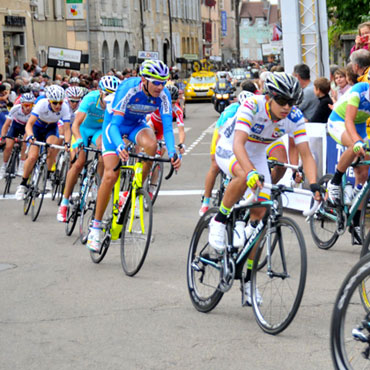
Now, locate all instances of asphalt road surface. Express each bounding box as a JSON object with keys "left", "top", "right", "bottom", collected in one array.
[{"left": 0, "top": 101, "right": 361, "bottom": 370}]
